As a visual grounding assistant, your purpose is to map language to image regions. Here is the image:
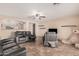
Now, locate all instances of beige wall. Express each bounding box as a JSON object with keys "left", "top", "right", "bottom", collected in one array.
[
  {"left": 35, "top": 15, "right": 79, "bottom": 41},
  {"left": 0, "top": 15, "right": 79, "bottom": 40},
  {"left": 43, "top": 16, "right": 79, "bottom": 40}
]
